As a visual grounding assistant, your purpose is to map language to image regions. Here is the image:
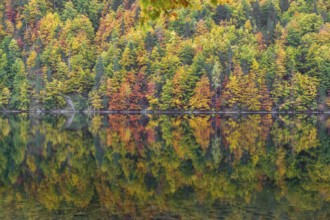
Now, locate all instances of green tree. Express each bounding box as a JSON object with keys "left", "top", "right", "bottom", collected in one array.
[
  {"left": 291, "top": 73, "right": 319, "bottom": 111},
  {"left": 178, "top": 43, "right": 194, "bottom": 65},
  {"left": 211, "top": 59, "right": 223, "bottom": 108},
  {"left": 0, "top": 49, "right": 9, "bottom": 86},
  {"left": 61, "top": 1, "right": 78, "bottom": 20},
  {"left": 10, "top": 59, "right": 30, "bottom": 110},
  {"left": 89, "top": 90, "right": 103, "bottom": 110},
  {"left": 0, "top": 87, "right": 11, "bottom": 109},
  {"left": 160, "top": 80, "right": 175, "bottom": 110},
  {"left": 271, "top": 45, "right": 290, "bottom": 110},
  {"left": 8, "top": 38, "right": 20, "bottom": 62},
  {"left": 120, "top": 44, "right": 136, "bottom": 71}
]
